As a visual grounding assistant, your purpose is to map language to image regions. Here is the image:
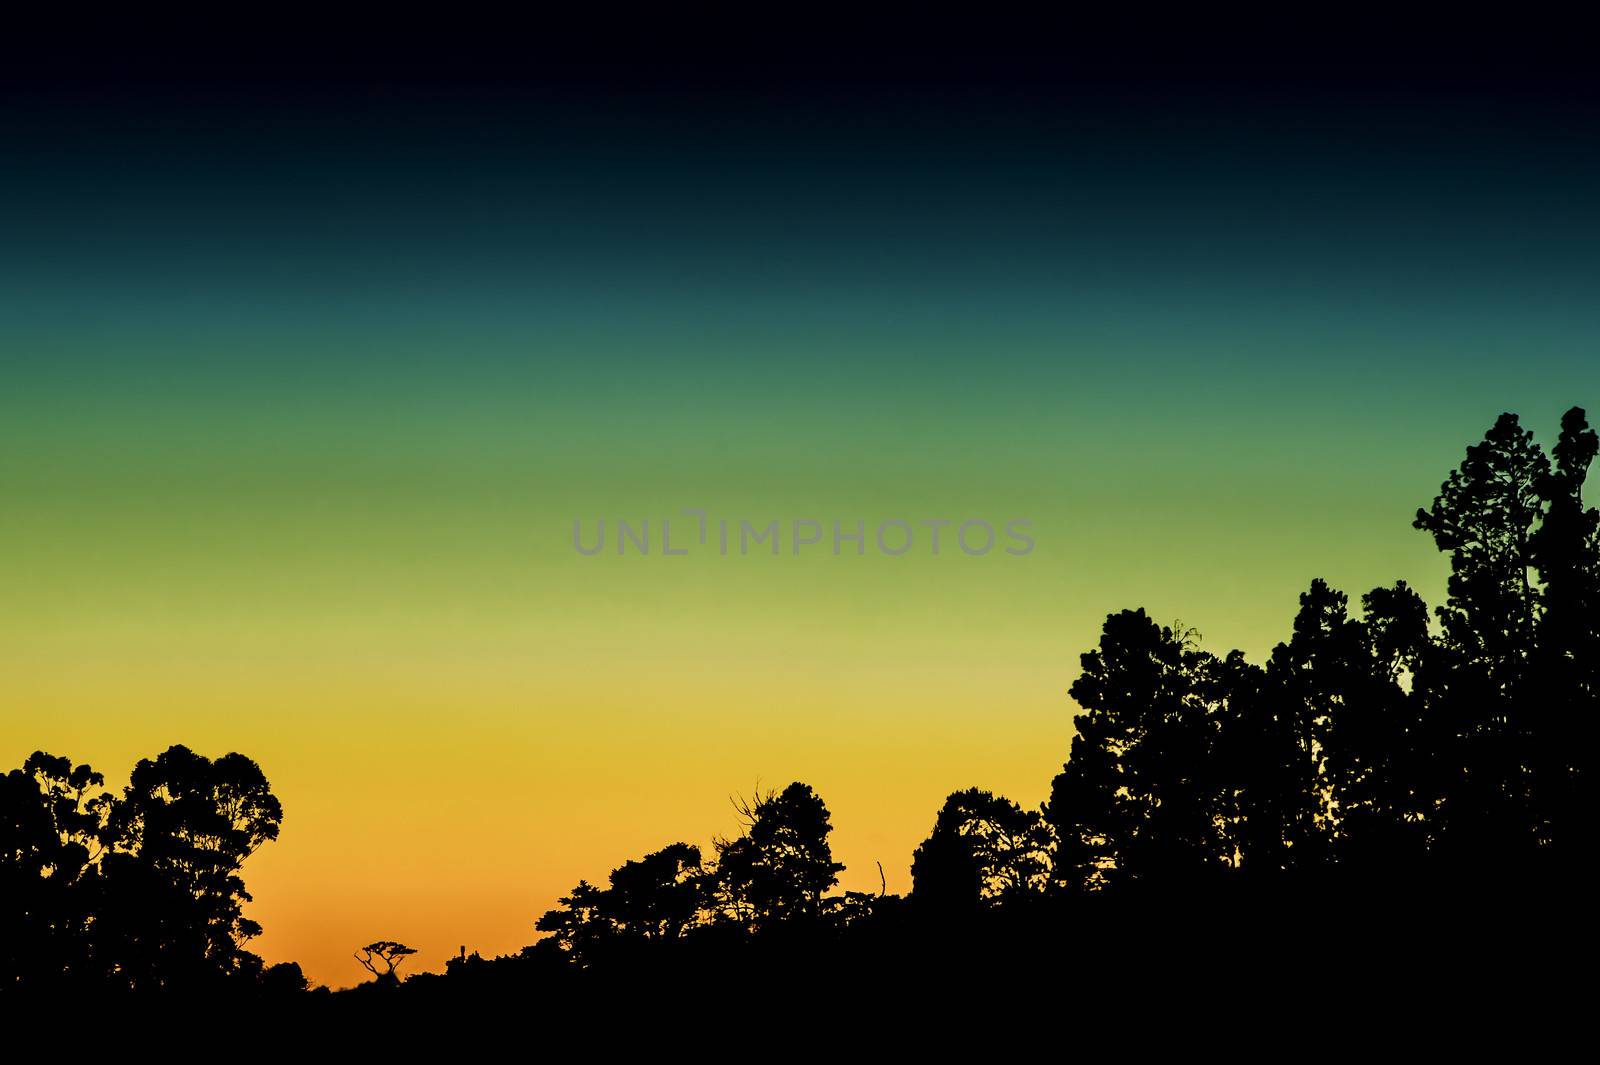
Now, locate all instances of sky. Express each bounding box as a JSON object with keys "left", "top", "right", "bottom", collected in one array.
[{"left": 3, "top": 15, "right": 1599, "bottom": 986}]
